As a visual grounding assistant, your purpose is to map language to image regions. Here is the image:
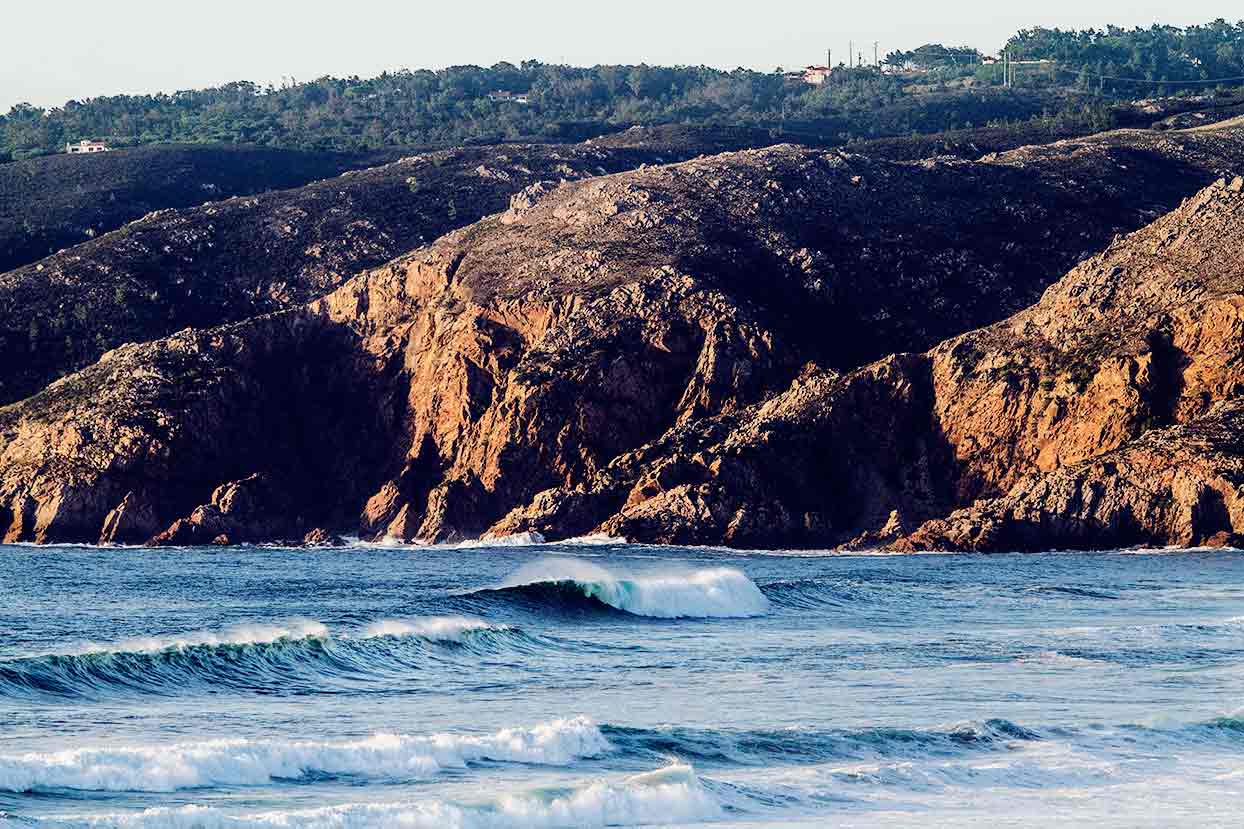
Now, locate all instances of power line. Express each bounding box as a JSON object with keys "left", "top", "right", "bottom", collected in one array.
[{"left": 1049, "top": 64, "right": 1244, "bottom": 84}]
